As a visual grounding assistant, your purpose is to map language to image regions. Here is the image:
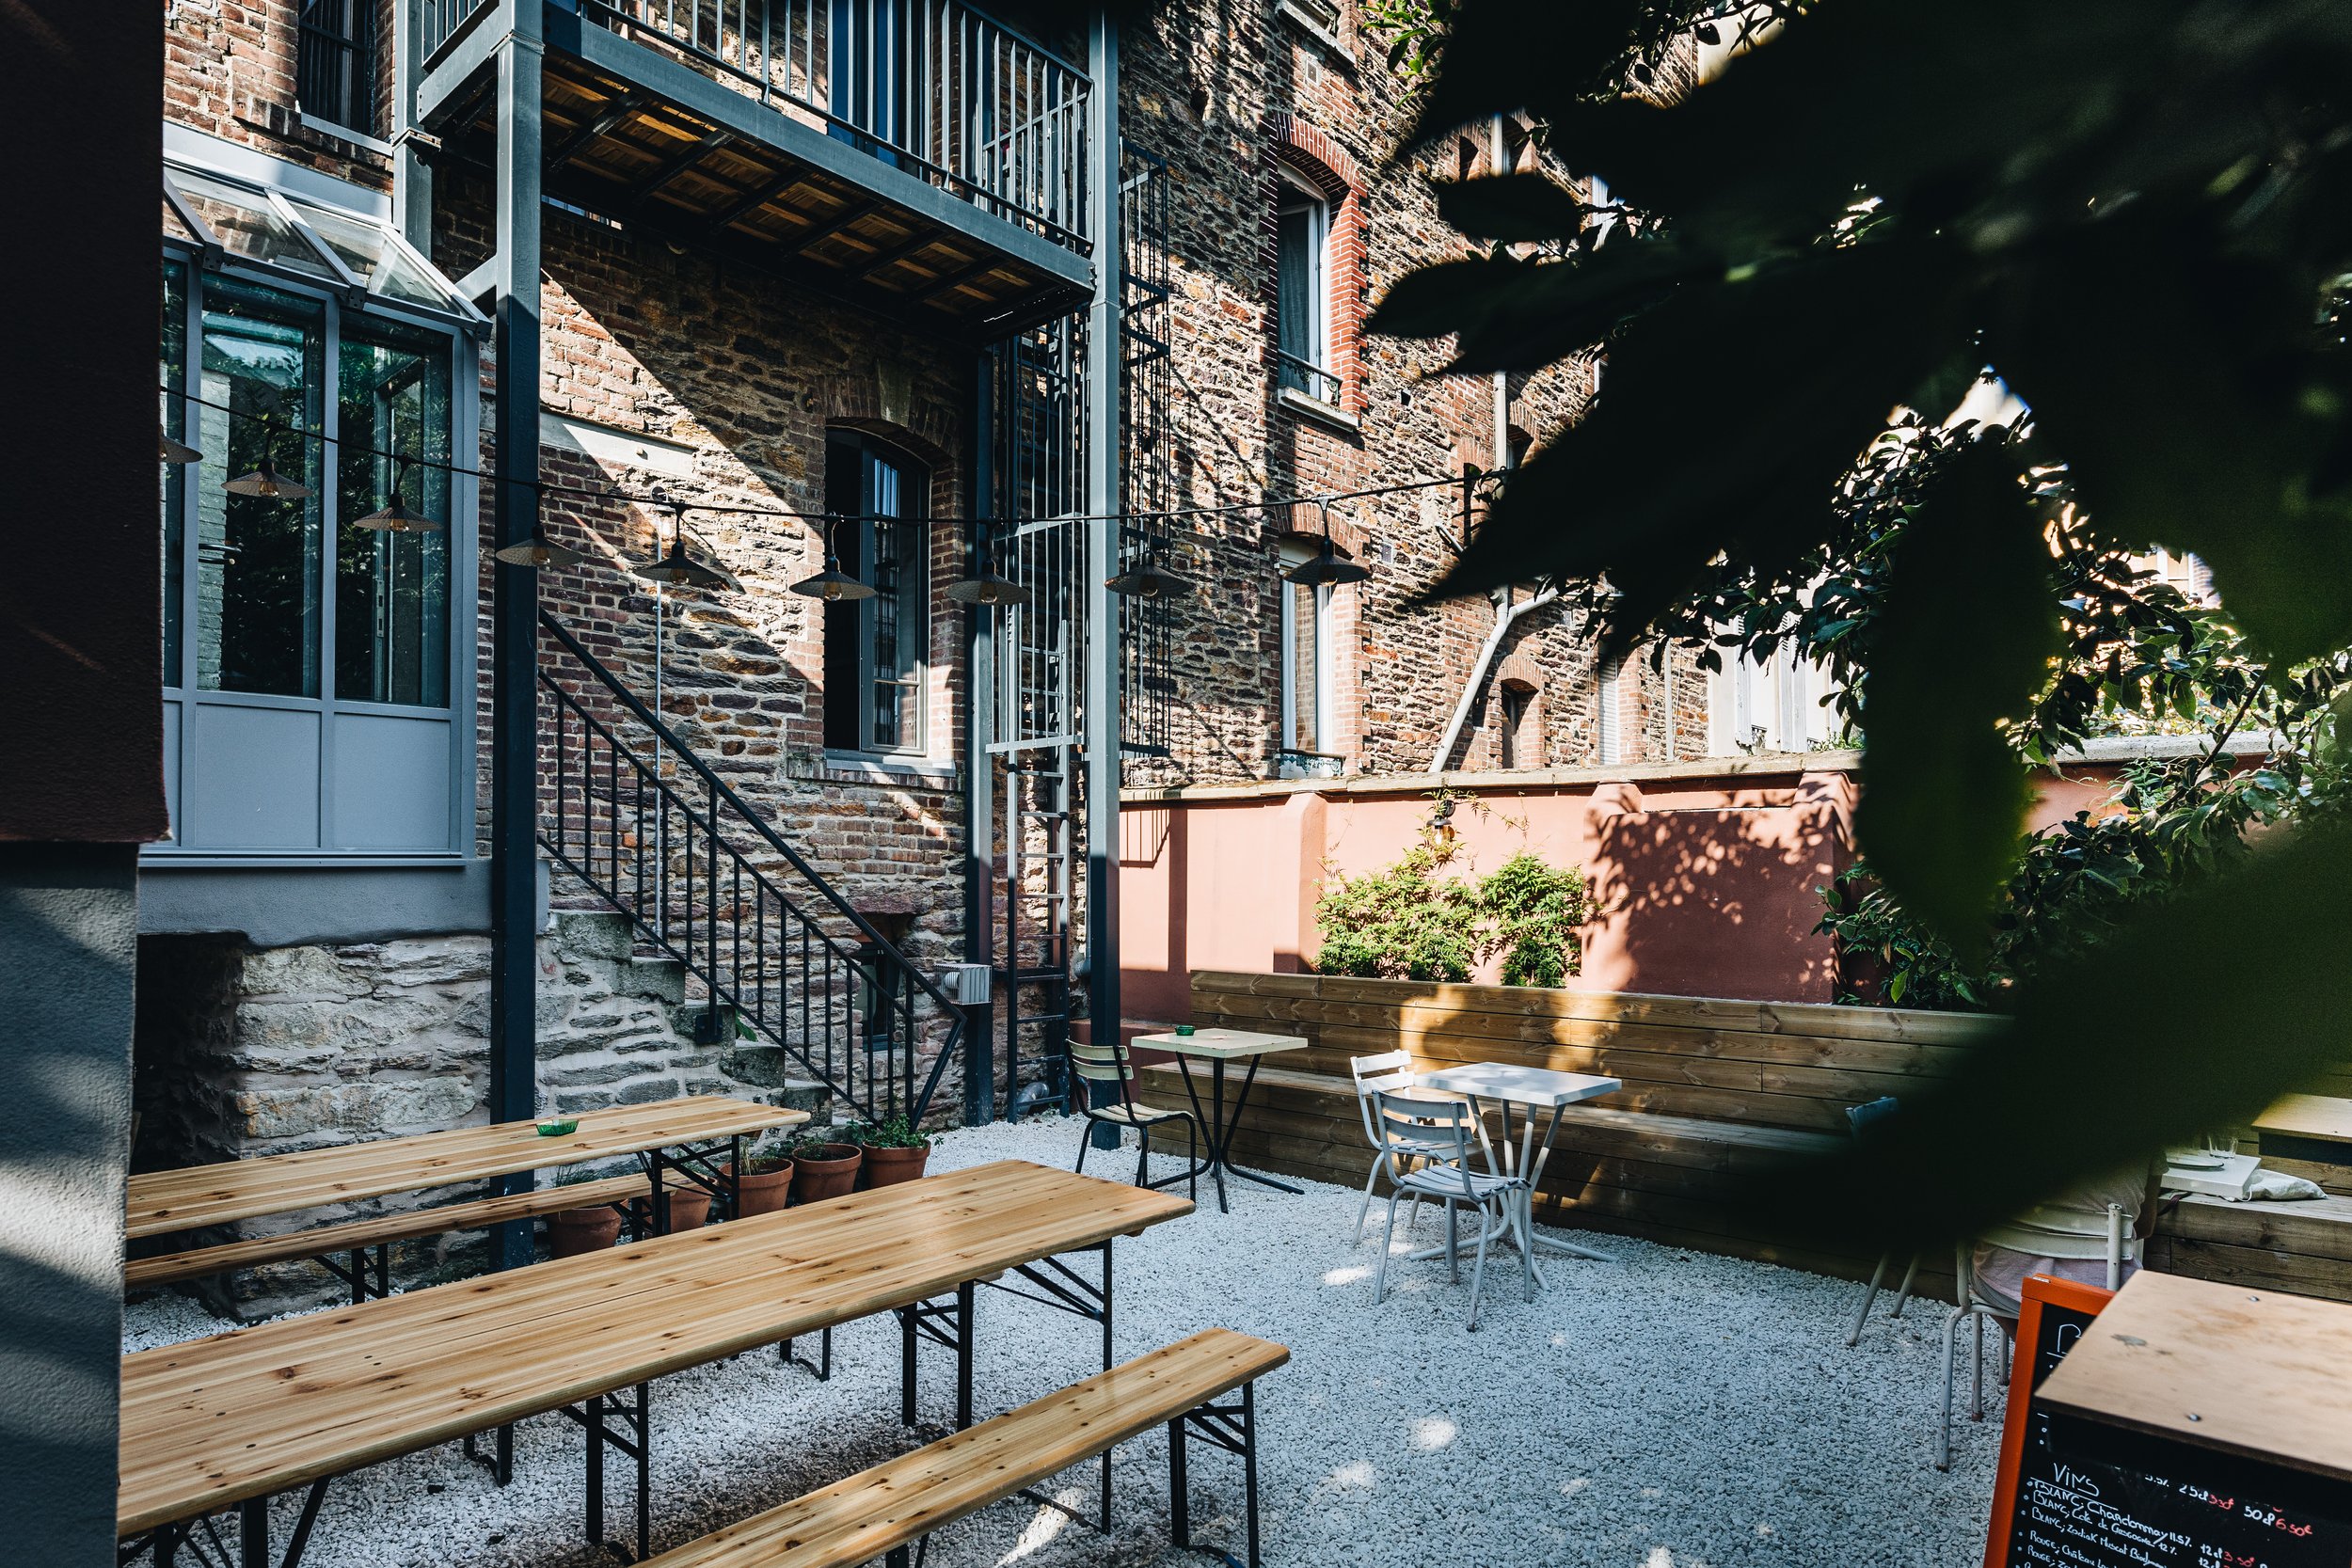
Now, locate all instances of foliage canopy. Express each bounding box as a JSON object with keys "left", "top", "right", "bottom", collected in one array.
[{"left": 1369, "top": 0, "right": 2352, "bottom": 1240}]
